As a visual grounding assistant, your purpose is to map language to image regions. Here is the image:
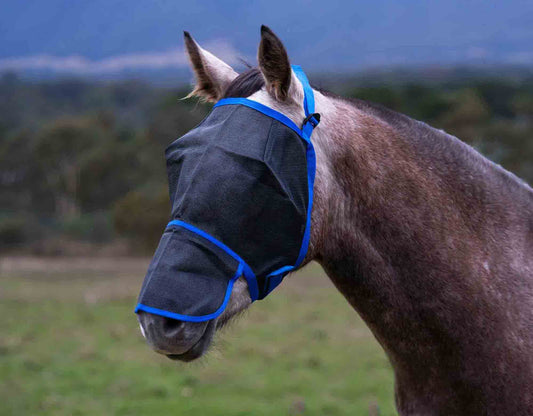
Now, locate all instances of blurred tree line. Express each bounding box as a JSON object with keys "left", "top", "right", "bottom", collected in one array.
[{"left": 0, "top": 70, "right": 532, "bottom": 254}]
